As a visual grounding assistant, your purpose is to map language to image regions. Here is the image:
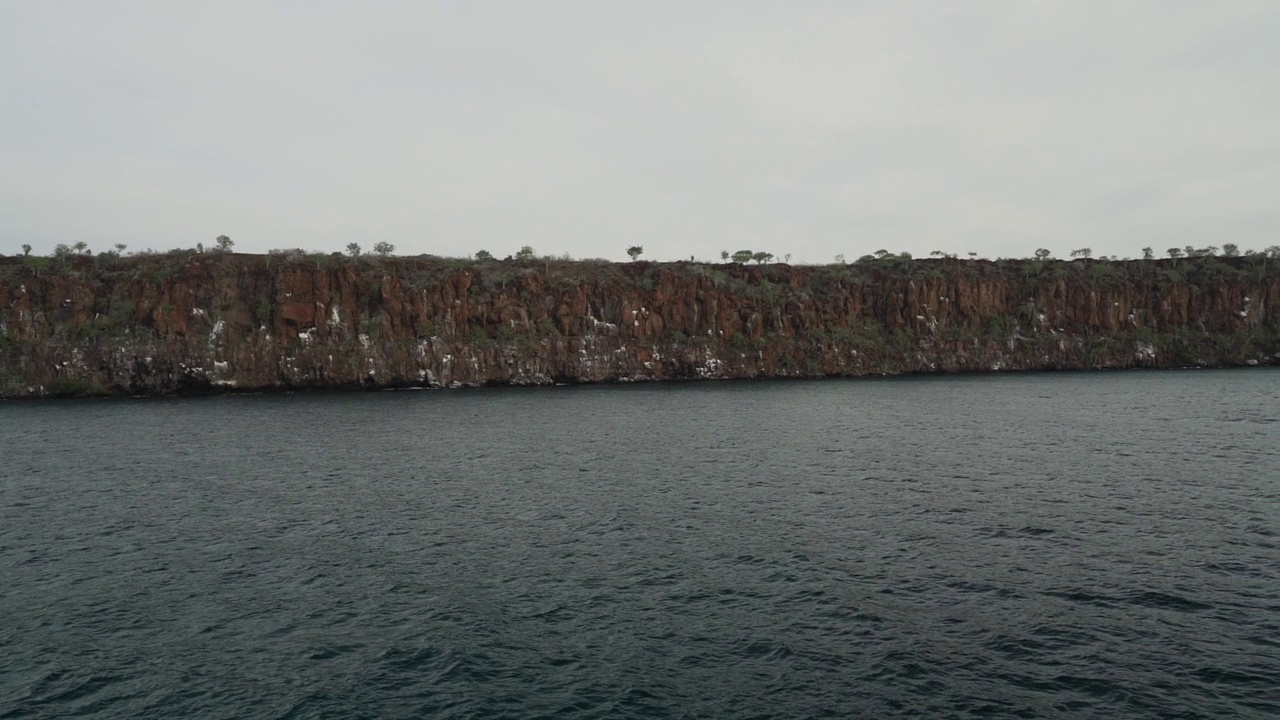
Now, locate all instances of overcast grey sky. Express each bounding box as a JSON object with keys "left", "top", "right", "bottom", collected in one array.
[{"left": 2, "top": 1, "right": 1277, "bottom": 262}]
